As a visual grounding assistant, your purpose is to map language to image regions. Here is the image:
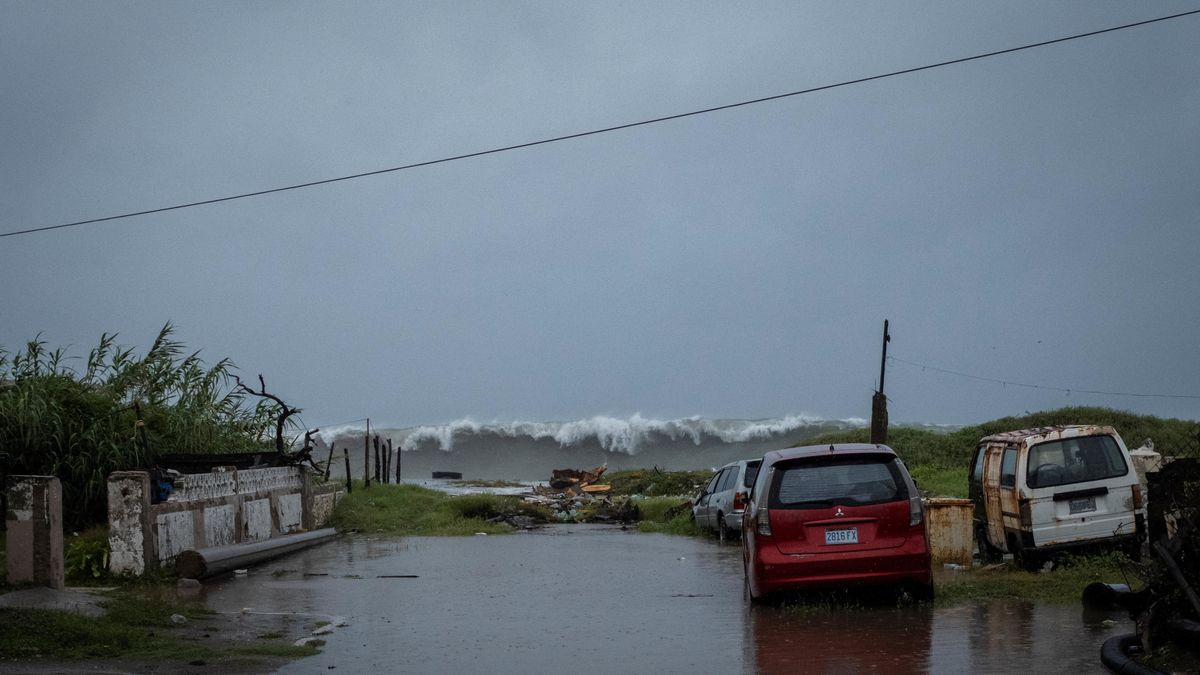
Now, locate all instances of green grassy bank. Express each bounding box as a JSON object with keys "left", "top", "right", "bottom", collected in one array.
[{"left": 328, "top": 482, "right": 553, "bottom": 536}]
